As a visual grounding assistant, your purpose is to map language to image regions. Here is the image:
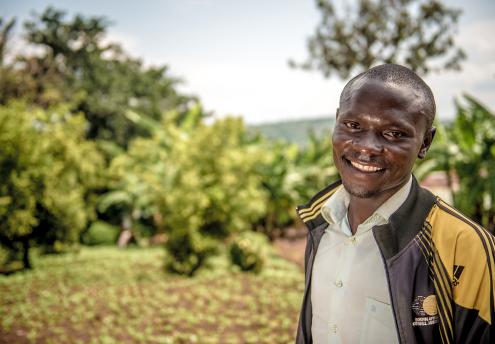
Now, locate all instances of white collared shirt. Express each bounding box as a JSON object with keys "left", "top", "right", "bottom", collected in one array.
[{"left": 311, "top": 176, "right": 412, "bottom": 344}]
